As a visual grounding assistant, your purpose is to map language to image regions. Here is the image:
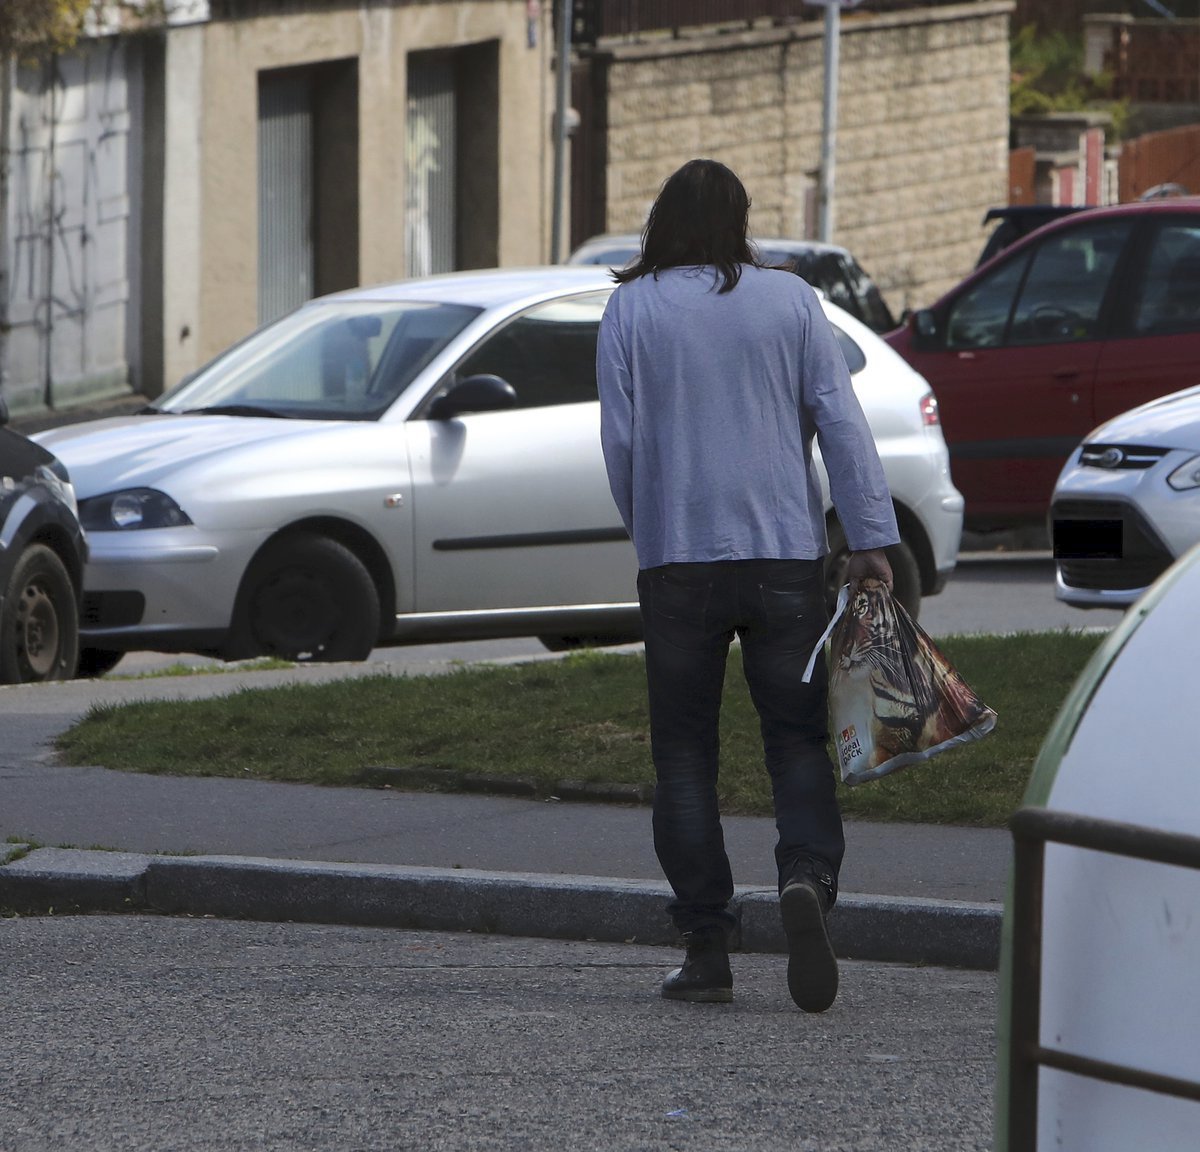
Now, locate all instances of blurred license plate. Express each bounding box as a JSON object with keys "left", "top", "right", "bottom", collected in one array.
[{"left": 1053, "top": 519, "right": 1122, "bottom": 560}]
